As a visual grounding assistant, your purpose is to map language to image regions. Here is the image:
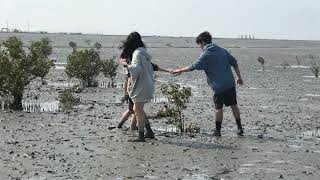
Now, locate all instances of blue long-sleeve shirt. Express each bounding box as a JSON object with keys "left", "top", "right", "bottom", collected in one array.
[{"left": 189, "top": 43, "right": 238, "bottom": 94}]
